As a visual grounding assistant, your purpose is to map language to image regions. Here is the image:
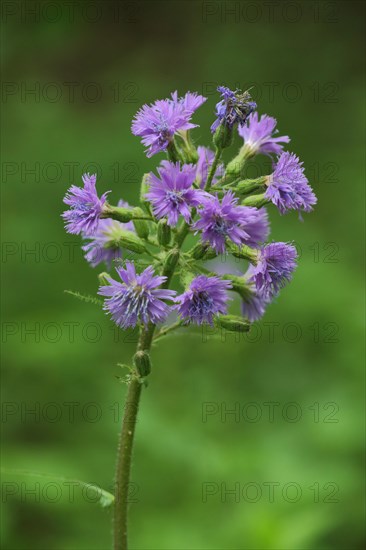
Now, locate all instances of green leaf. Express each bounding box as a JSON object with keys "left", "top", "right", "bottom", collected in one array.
[
  {"left": 0, "top": 468, "right": 114, "bottom": 508},
  {"left": 64, "top": 290, "right": 103, "bottom": 307}
]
